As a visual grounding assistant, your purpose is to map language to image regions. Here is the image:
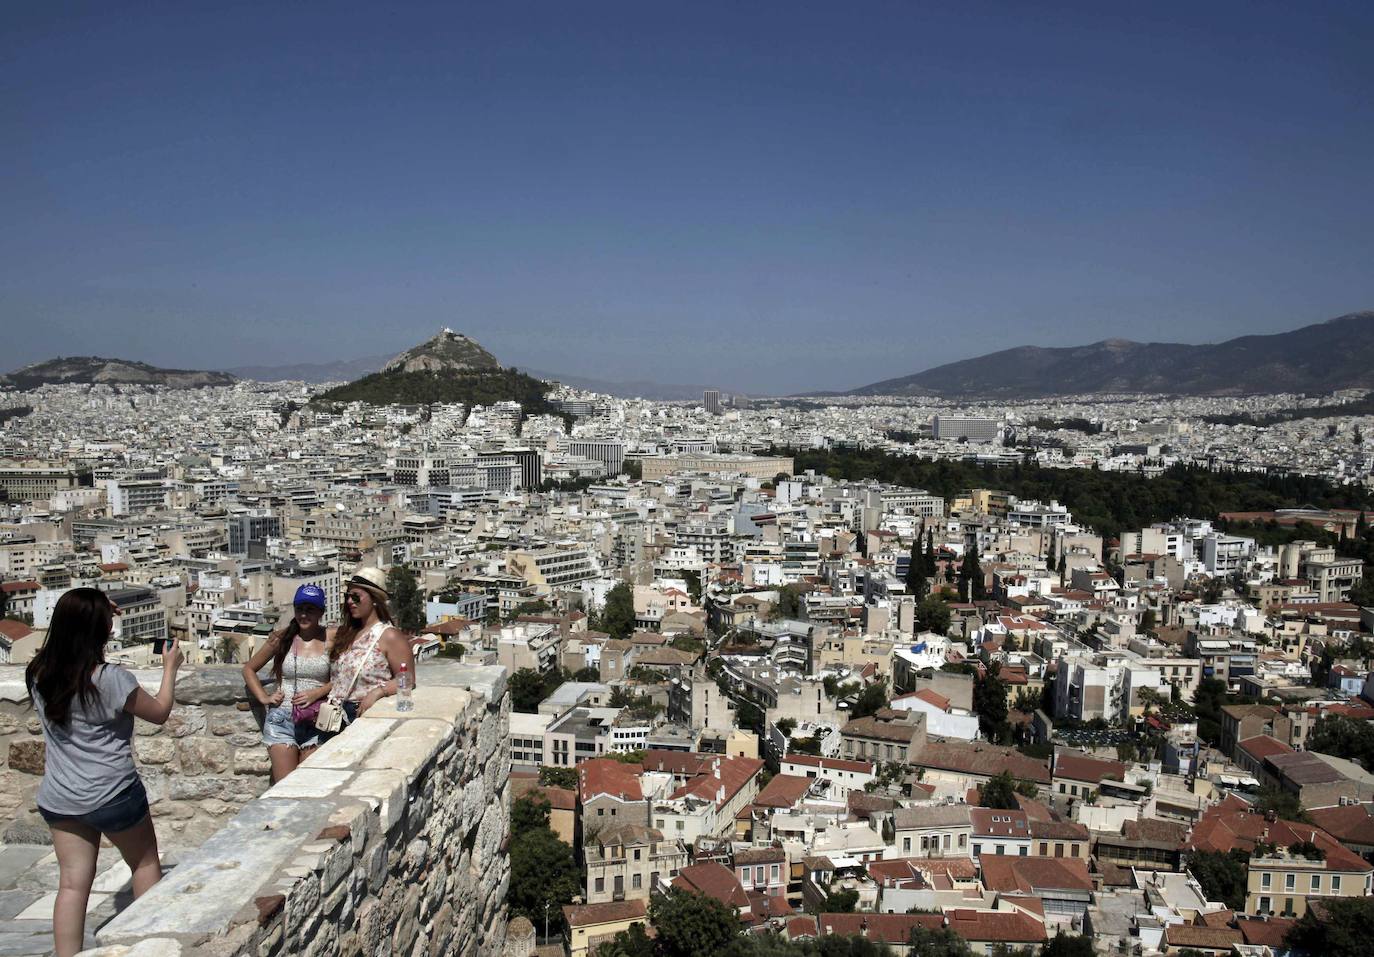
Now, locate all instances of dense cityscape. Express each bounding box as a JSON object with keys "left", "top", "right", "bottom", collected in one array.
[{"left": 2, "top": 341, "right": 1374, "bottom": 956}]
